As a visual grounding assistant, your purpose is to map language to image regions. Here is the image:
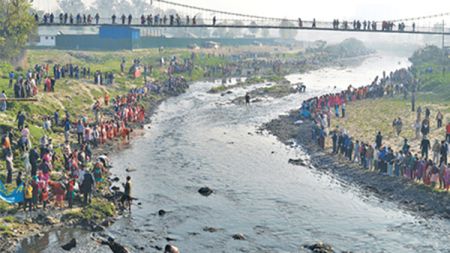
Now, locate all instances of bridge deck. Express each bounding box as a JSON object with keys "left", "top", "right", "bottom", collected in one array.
[{"left": 37, "top": 23, "right": 450, "bottom": 36}]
